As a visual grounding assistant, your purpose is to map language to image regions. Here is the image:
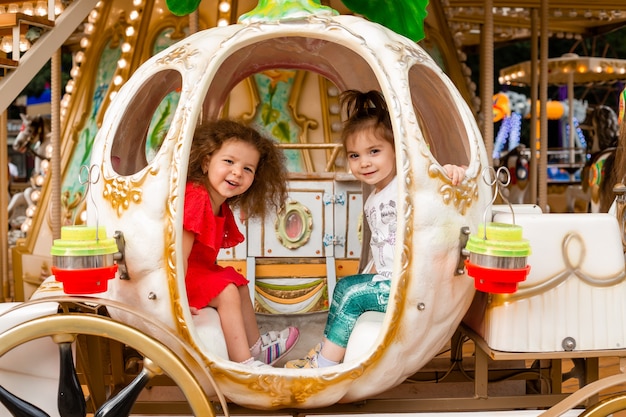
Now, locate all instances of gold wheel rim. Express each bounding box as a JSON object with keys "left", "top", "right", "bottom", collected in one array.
[
  {"left": 0, "top": 313, "right": 215, "bottom": 417},
  {"left": 580, "top": 393, "right": 626, "bottom": 417}
]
